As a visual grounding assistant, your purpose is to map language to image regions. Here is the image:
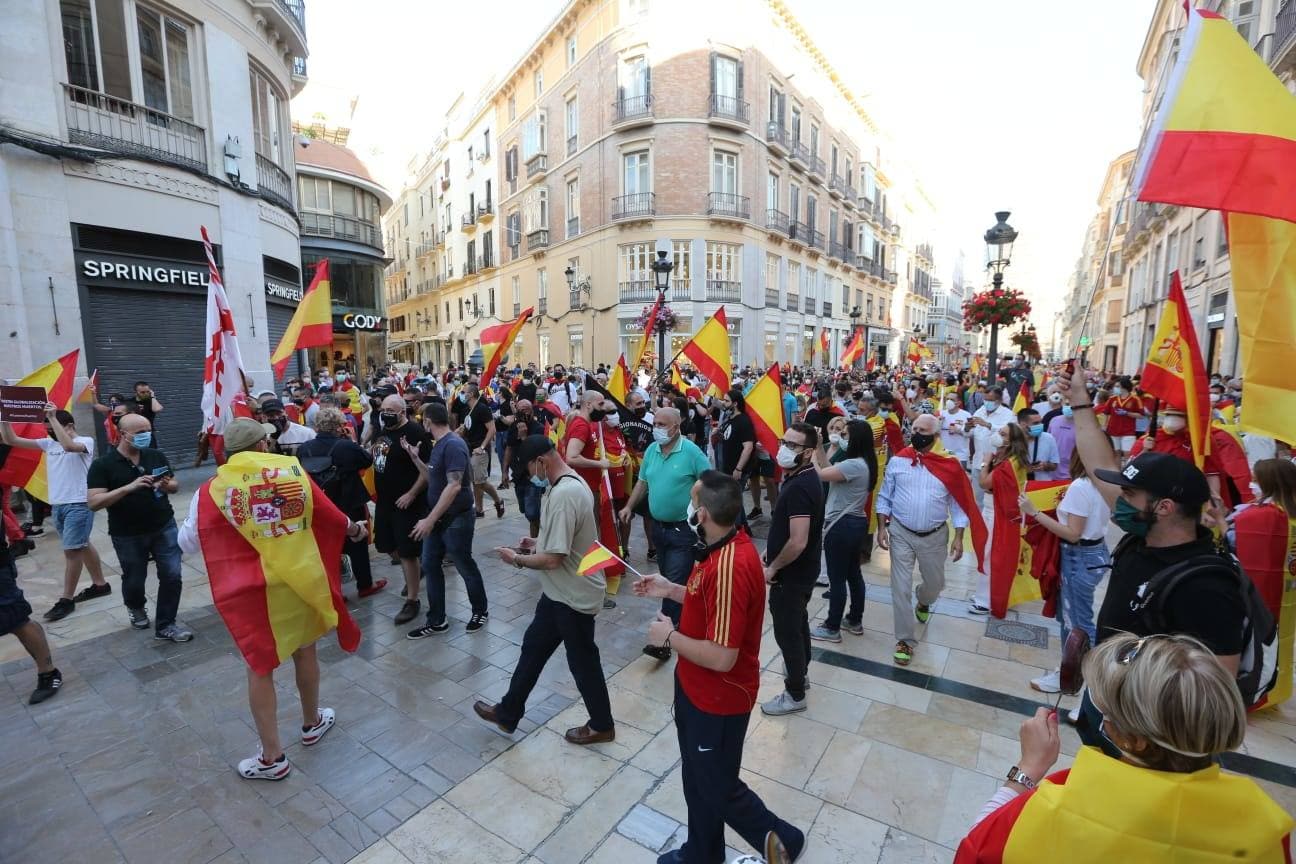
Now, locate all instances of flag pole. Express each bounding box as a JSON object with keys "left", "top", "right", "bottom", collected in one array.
[{"left": 595, "top": 541, "right": 645, "bottom": 579}]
